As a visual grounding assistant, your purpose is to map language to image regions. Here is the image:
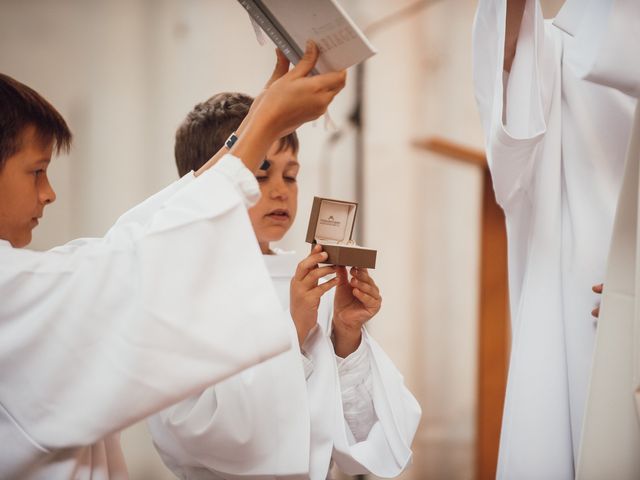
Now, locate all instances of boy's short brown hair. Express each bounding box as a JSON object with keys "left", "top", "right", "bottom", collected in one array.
[
  {"left": 0, "top": 73, "right": 72, "bottom": 169},
  {"left": 175, "top": 92, "right": 299, "bottom": 177}
]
